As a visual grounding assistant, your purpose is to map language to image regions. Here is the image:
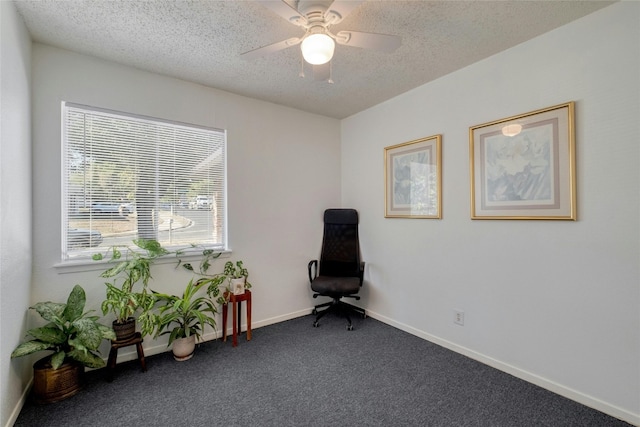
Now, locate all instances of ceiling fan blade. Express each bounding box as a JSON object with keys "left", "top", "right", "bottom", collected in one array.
[
  {"left": 335, "top": 31, "right": 401, "bottom": 53},
  {"left": 260, "top": 1, "right": 307, "bottom": 26},
  {"left": 324, "top": 0, "right": 365, "bottom": 24},
  {"left": 313, "top": 63, "right": 330, "bottom": 81},
  {"left": 241, "top": 37, "right": 302, "bottom": 61}
]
